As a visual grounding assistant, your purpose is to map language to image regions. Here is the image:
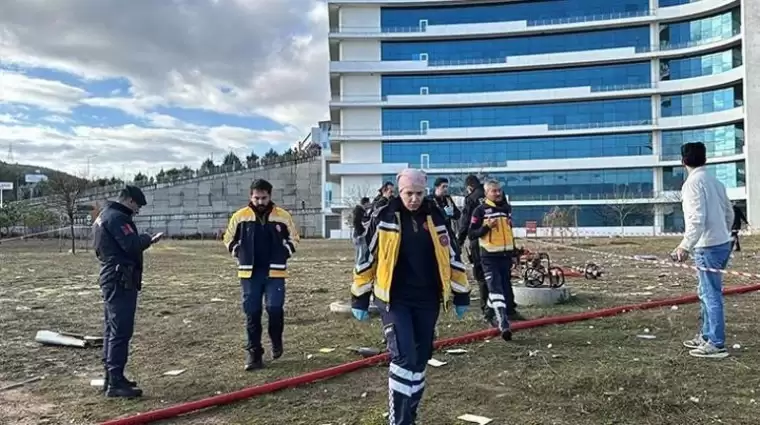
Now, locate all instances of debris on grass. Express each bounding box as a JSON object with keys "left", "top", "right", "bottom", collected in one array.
[
  {"left": 457, "top": 413, "right": 493, "bottom": 424},
  {"left": 427, "top": 358, "right": 447, "bottom": 367},
  {"left": 446, "top": 348, "right": 468, "bottom": 355},
  {"left": 0, "top": 376, "right": 45, "bottom": 392},
  {"left": 34, "top": 330, "right": 102, "bottom": 348},
  {"left": 163, "top": 369, "right": 186, "bottom": 376}
]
